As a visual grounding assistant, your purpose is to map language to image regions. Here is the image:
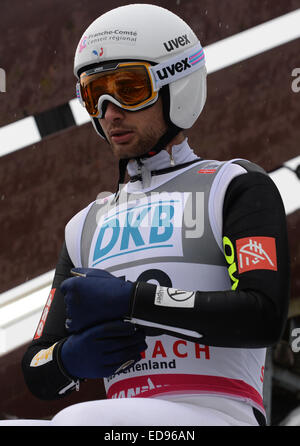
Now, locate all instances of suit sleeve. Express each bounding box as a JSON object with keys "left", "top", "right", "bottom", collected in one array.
[
  {"left": 129, "top": 171, "right": 290, "bottom": 348},
  {"left": 21, "top": 242, "right": 78, "bottom": 400}
]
